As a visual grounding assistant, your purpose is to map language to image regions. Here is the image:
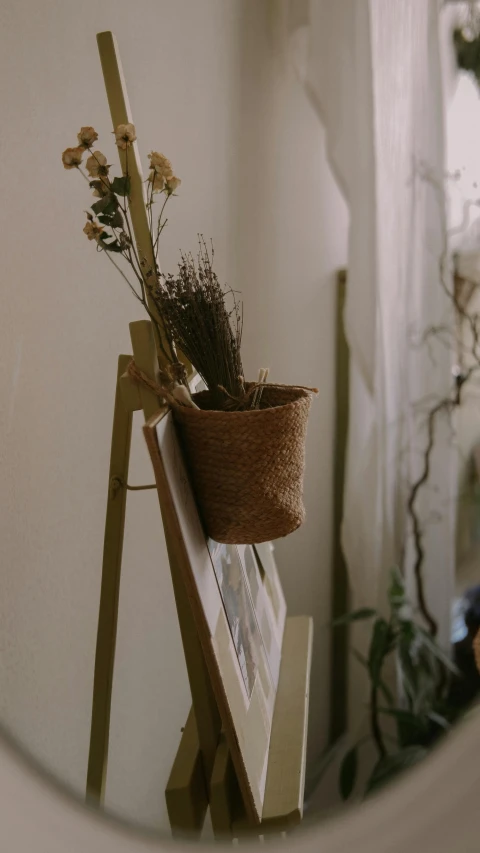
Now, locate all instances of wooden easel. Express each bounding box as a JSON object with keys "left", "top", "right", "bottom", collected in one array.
[{"left": 86, "top": 31, "right": 313, "bottom": 838}]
